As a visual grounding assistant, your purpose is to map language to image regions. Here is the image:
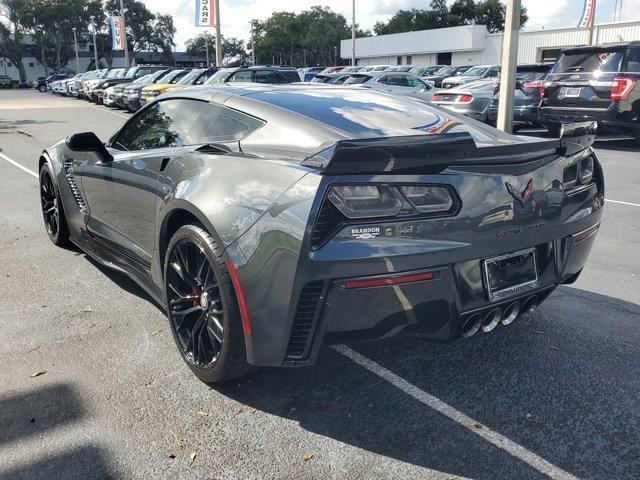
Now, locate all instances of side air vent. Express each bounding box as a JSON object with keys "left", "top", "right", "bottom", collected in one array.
[
  {"left": 63, "top": 159, "right": 88, "bottom": 214},
  {"left": 311, "top": 200, "right": 345, "bottom": 250},
  {"left": 285, "top": 281, "right": 325, "bottom": 360}
]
